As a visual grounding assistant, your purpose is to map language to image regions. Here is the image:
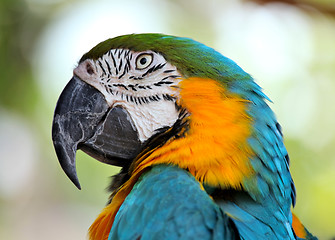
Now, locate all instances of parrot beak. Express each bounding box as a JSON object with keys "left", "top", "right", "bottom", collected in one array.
[{"left": 52, "top": 76, "right": 143, "bottom": 189}]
